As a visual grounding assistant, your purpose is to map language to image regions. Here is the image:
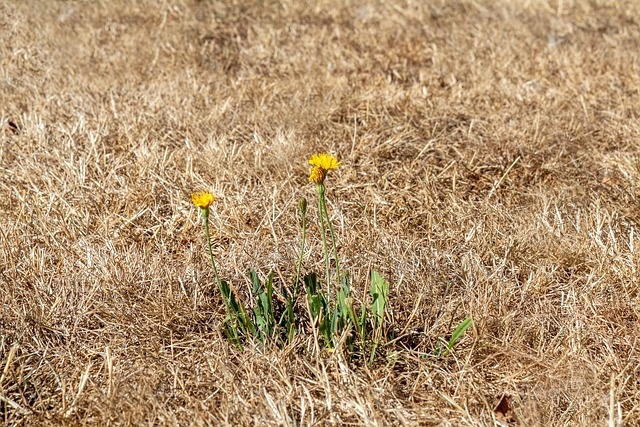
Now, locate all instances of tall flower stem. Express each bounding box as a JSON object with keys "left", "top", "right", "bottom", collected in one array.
[
  {"left": 316, "top": 184, "right": 332, "bottom": 301},
  {"left": 319, "top": 188, "right": 340, "bottom": 284}
]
